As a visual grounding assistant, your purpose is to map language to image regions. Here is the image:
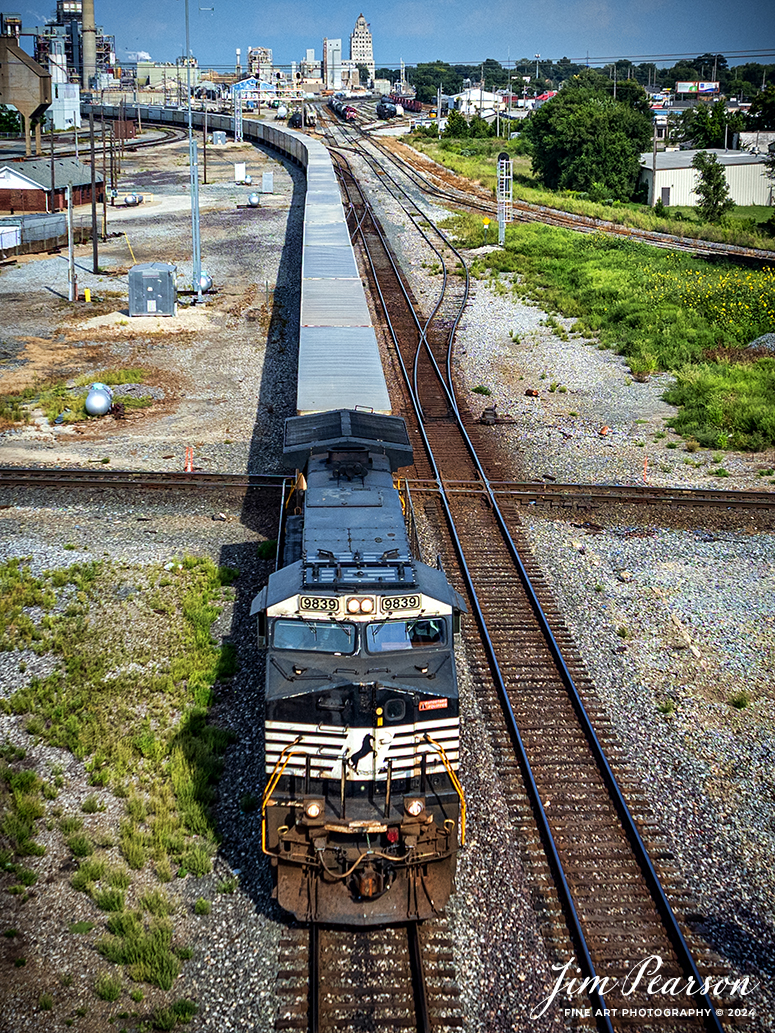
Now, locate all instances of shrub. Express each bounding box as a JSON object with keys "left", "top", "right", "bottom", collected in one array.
[
  {"left": 194, "top": 897, "right": 211, "bottom": 916},
  {"left": 67, "top": 834, "right": 94, "bottom": 858}
]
